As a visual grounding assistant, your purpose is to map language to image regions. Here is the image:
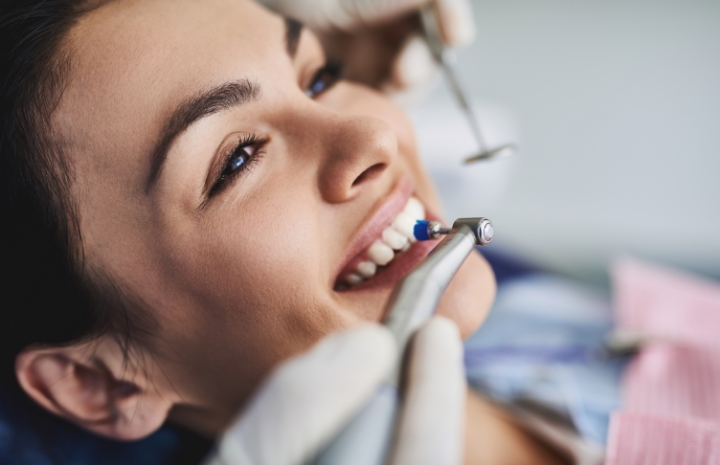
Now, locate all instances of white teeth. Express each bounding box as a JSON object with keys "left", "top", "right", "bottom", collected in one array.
[
  {"left": 392, "top": 212, "right": 417, "bottom": 241},
  {"left": 356, "top": 261, "right": 377, "bottom": 278},
  {"left": 382, "top": 227, "right": 409, "bottom": 251},
  {"left": 368, "top": 241, "right": 394, "bottom": 266},
  {"left": 345, "top": 273, "right": 364, "bottom": 286},
  {"left": 404, "top": 197, "right": 425, "bottom": 220},
  {"left": 338, "top": 196, "right": 429, "bottom": 290}
]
